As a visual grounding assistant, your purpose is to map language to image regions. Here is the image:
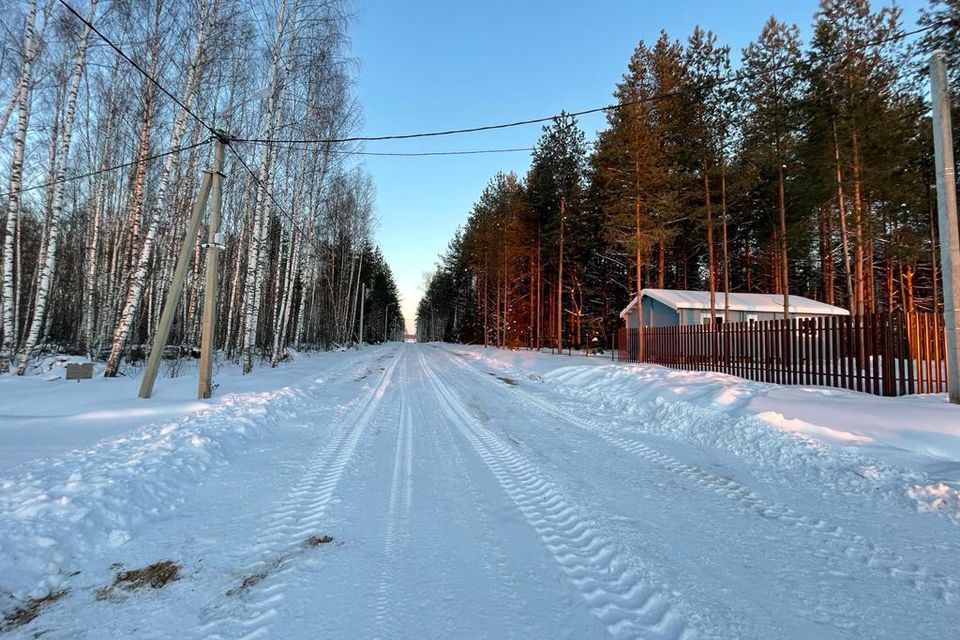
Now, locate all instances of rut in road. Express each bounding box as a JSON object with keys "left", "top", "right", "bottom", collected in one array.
[
  {"left": 419, "top": 350, "right": 694, "bottom": 640},
  {"left": 443, "top": 350, "right": 959, "bottom": 605},
  {"left": 199, "top": 352, "right": 401, "bottom": 640},
  {"left": 373, "top": 353, "right": 414, "bottom": 639}
]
